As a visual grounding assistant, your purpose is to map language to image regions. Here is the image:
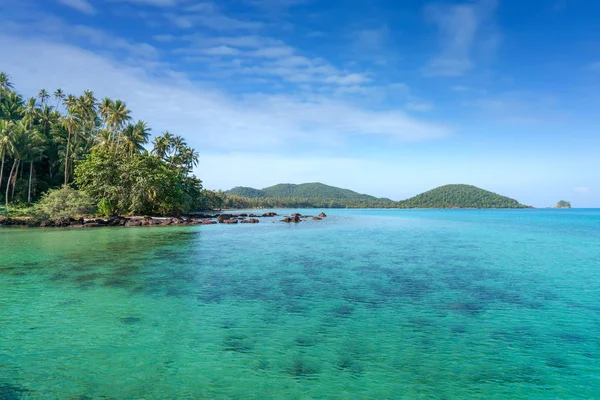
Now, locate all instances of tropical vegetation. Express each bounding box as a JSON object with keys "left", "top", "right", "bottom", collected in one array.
[
  {"left": 396, "top": 184, "right": 530, "bottom": 209},
  {"left": 556, "top": 200, "right": 571, "bottom": 208},
  {"left": 225, "top": 183, "right": 396, "bottom": 208},
  {"left": 0, "top": 72, "right": 207, "bottom": 218}
]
